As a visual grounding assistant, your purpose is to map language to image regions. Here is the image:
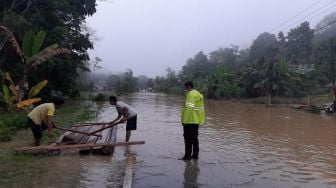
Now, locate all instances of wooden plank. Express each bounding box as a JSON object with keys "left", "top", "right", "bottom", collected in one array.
[
  {"left": 87, "top": 122, "right": 119, "bottom": 136},
  {"left": 72, "top": 122, "right": 109, "bottom": 127},
  {"left": 74, "top": 122, "right": 109, "bottom": 125},
  {"left": 69, "top": 126, "right": 91, "bottom": 144},
  {"left": 78, "top": 125, "right": 103, "bottom": 144},
  {"left": 78, "top": 125, "right": 106, "bottom": 153},
  {"left": 55, "top": 130, "right": 72, "bottom": 143},
  {"left": 99, "top": 125, "right": 118, "bottom": 154},
  {"left": 55, "top": 127, "right": 101, "bottom": 137},
  {"left": 123, "top": 154, "right": 135, "bottom": 188},
  {"left": 86, "top": 124, "right": 105, "bottom": 144},
  {"left": 15, "top": 141, "right": 145, "bottom": 152},
  {"left": 106, "top": 126, "right": 117, "bottom": 144},
  {"left": 95, "top": 125, "right": 110, "bottom": 144}
]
